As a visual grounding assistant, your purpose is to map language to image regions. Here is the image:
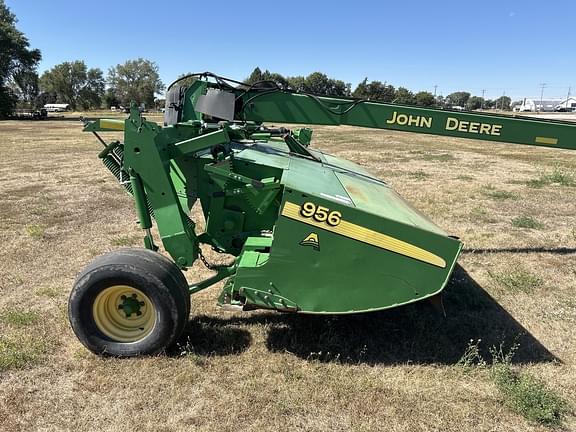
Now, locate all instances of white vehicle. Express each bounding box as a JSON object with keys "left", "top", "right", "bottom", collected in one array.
[
  {"left": 554, "top": 97, "right": 576, "bottom": 112},
  {"left": 43, "top": 103, "right": 70, "bottom": 112},
  {"left": 515, "top": 98, "right": 562, "bottom": 112}
]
